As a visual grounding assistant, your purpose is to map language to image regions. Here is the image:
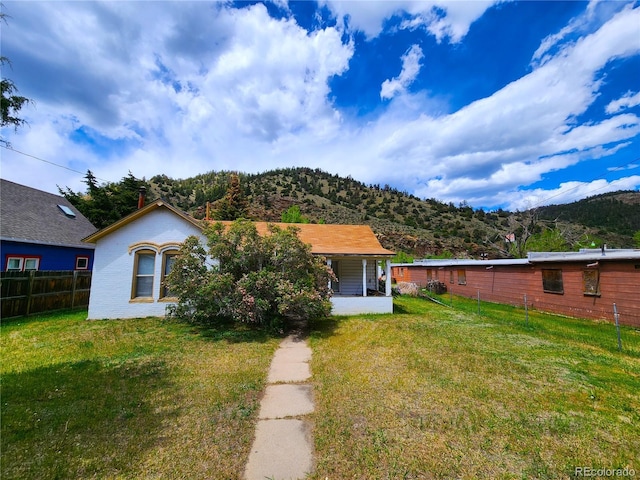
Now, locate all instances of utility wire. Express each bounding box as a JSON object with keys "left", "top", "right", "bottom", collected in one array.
[
  {"left": 1, "top": 143, "right": 112, "bottom": 184},
  {"left": 527, "top": 157, "right": 640, "bottom": 210},
  {"left": 2, "top": 141, "right": 638, "bottom": 209}
]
